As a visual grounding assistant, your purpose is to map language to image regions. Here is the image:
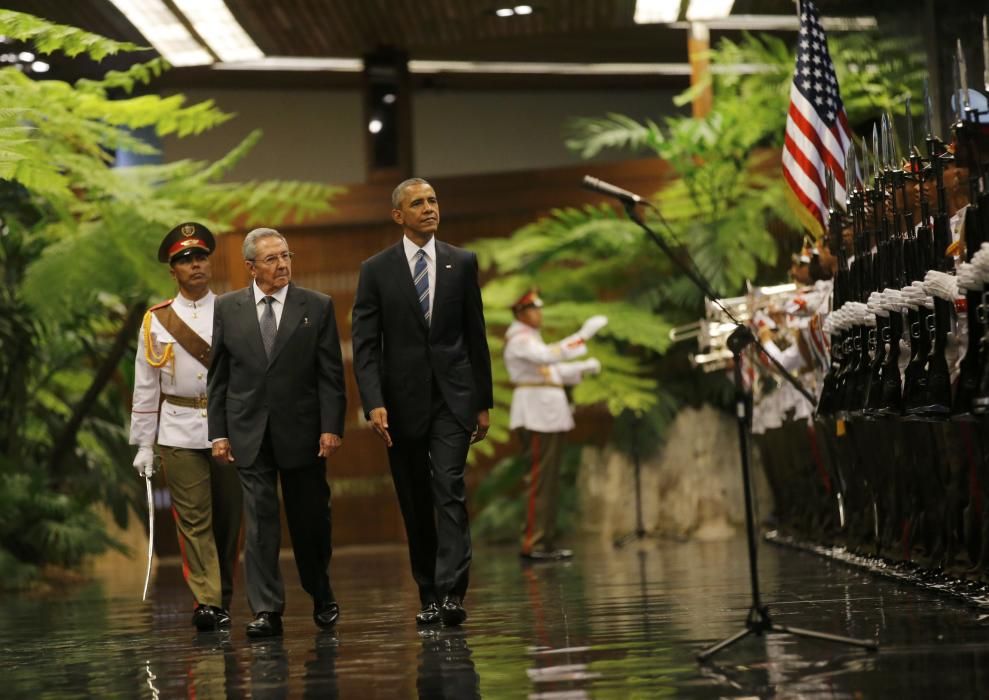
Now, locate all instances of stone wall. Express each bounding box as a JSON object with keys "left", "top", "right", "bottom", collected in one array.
[{"left": 577, "top": 405, "right": 772, "bottom": 543}]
